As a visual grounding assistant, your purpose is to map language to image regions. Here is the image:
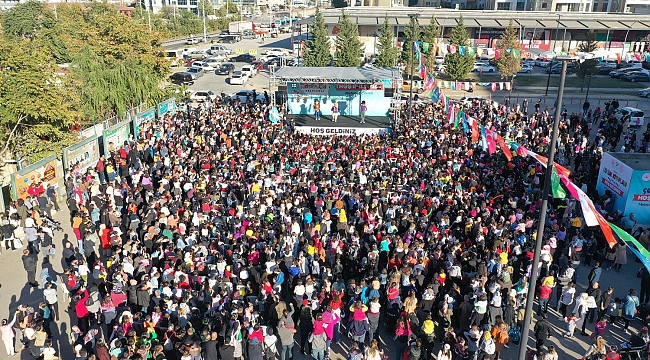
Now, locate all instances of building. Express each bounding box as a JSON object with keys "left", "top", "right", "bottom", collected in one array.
[{"left": 309, "top": 8, "right": 650, "bottom": 54}]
